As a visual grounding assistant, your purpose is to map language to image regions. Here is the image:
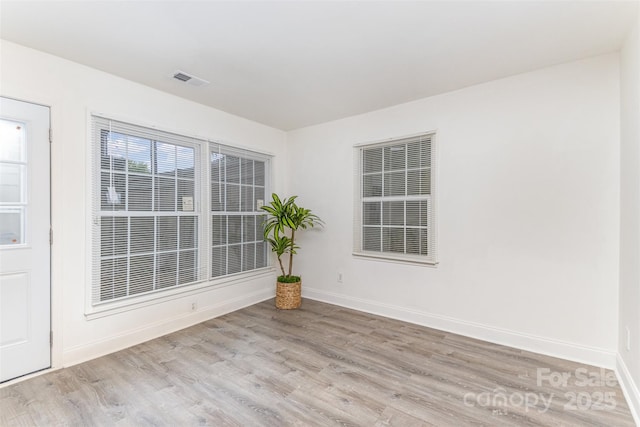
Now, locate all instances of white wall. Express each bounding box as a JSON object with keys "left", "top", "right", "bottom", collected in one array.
[
  {"left": 0, "top": 40, "right": 287, "bottom": 367},
  {"left": 619, "top": 5, "right": 640, "bottom": 422},
  {"left": 288, "top": 54, "right": 621, "bottom": 367}
]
